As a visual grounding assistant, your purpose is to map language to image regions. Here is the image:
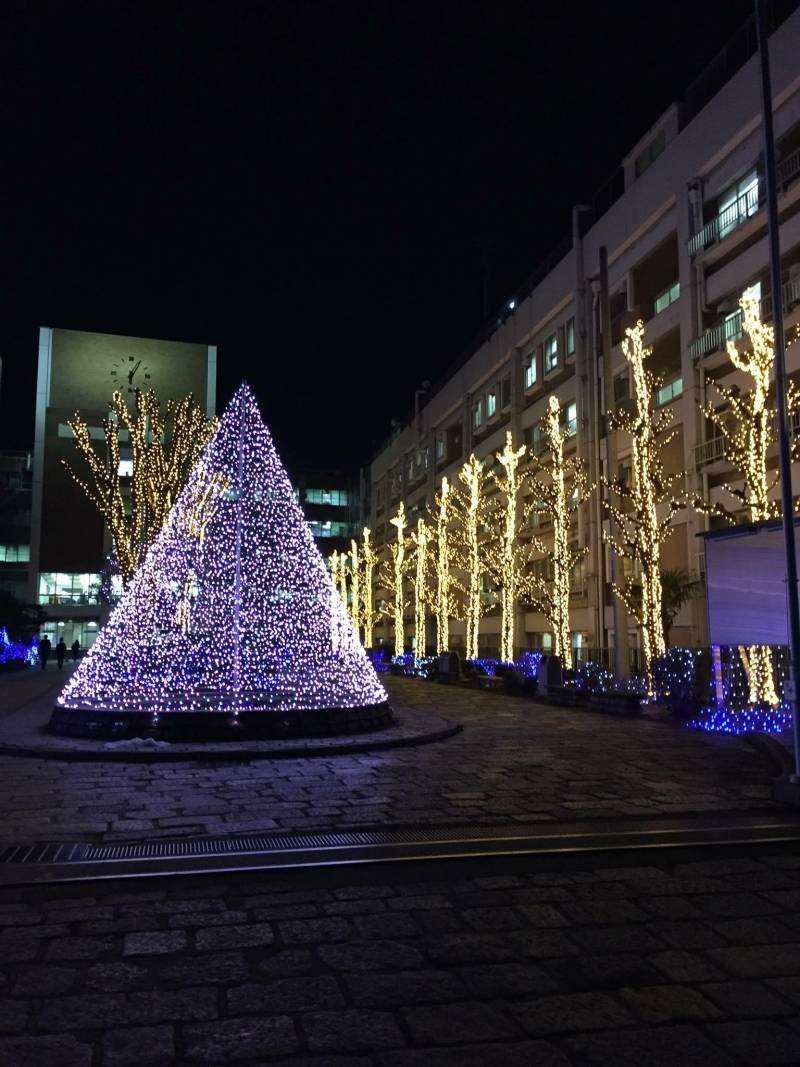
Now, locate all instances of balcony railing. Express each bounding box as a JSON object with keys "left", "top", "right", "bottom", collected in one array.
[
  {"left": 693, "top": 435, "right": 727, "bottom": 469},
  {"left": 689, "top": 274, "right": 800, "bottom": 361},
  {"left": 688, "top": 184, "right": 760, "bottom": 257}
]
